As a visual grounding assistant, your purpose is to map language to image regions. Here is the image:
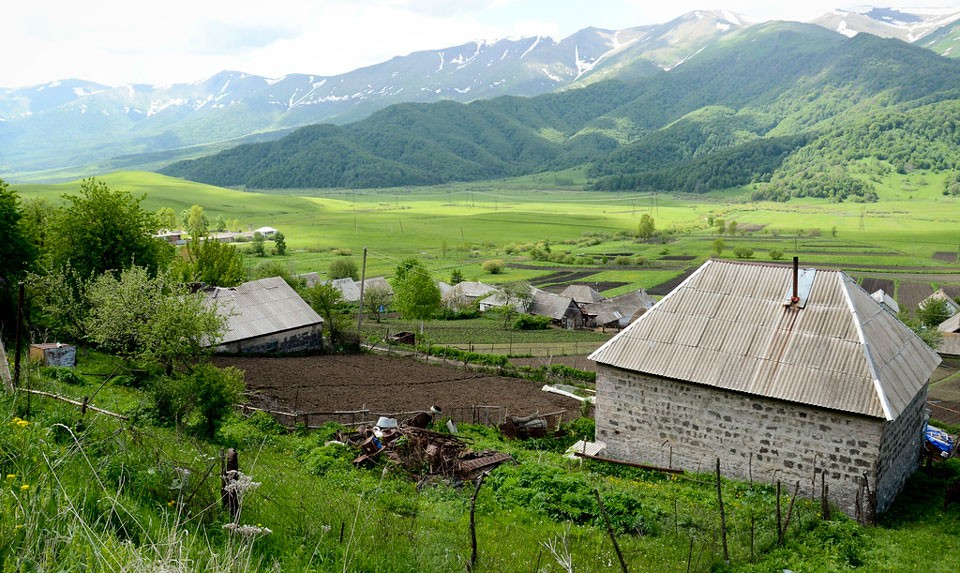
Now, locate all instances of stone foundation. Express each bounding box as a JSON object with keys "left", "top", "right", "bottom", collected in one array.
[{"left": 596, "top": 365, "right": 926, "bottom": 517}]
